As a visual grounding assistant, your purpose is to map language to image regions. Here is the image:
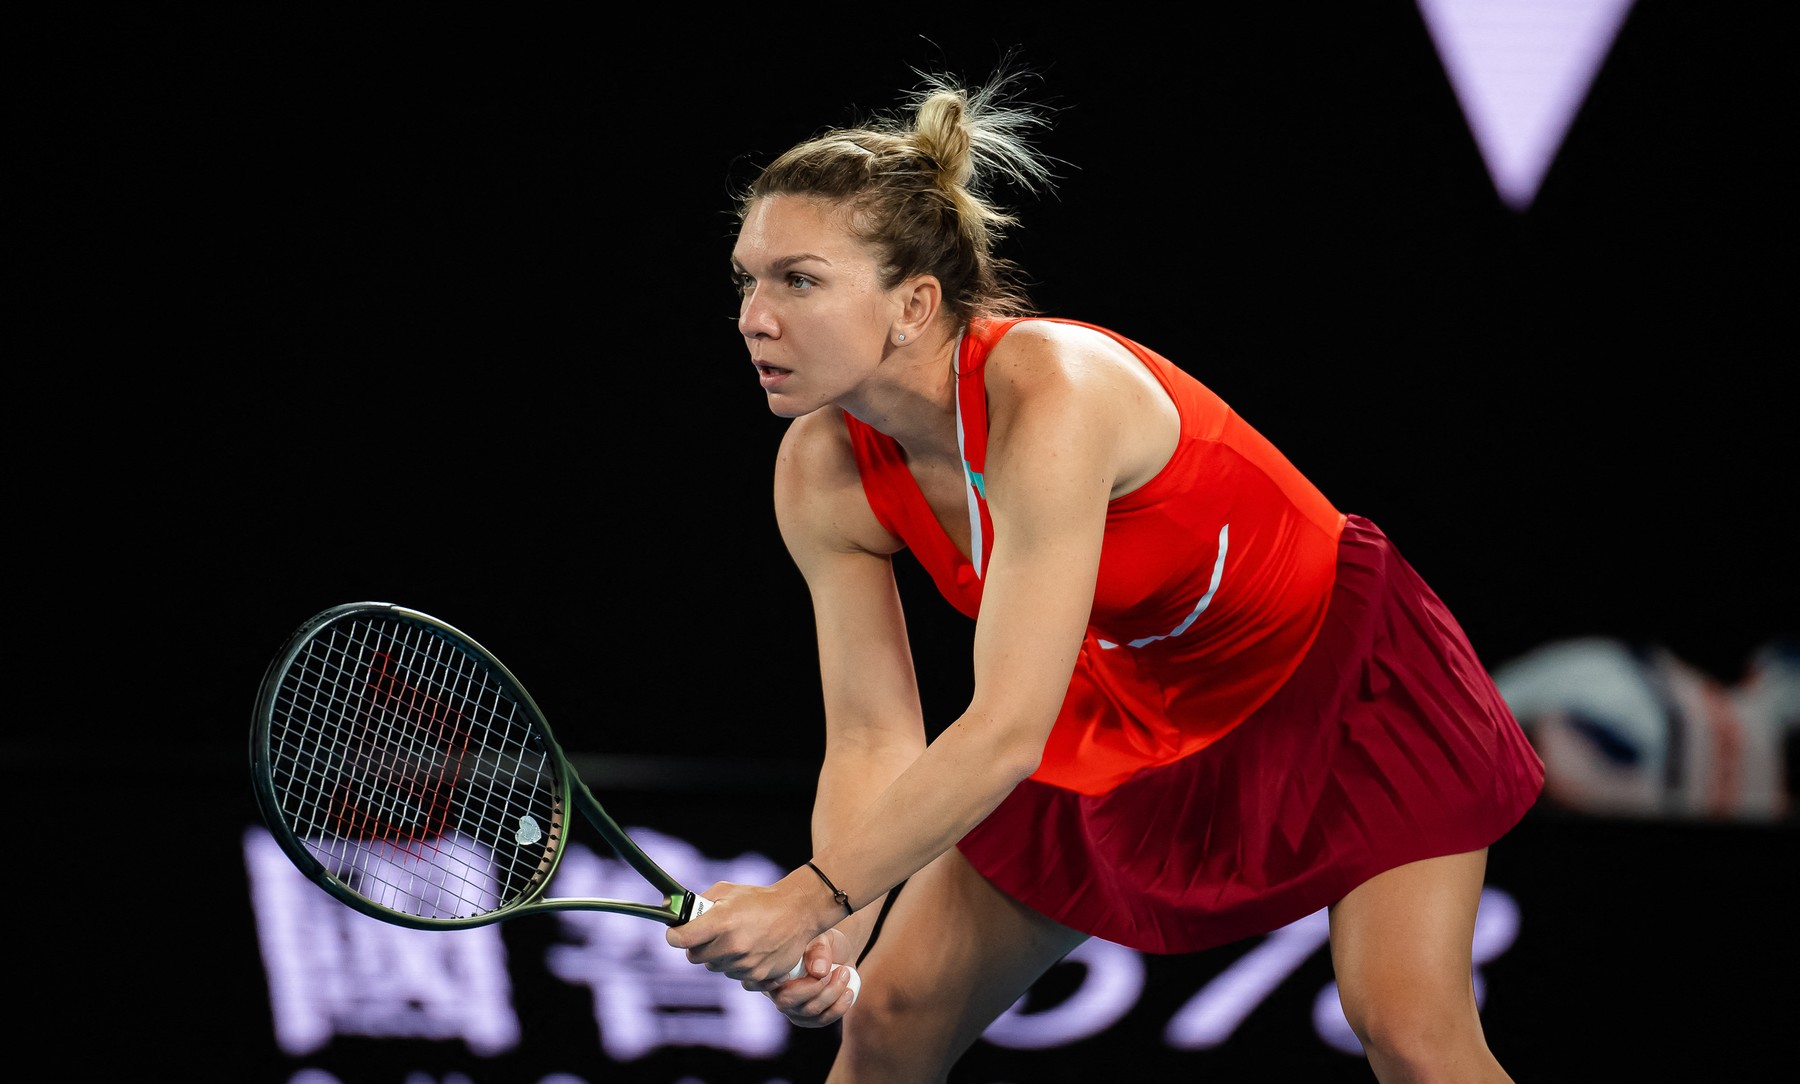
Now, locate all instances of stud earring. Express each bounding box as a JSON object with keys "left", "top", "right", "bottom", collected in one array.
[{"left": 897, "top": 333, "right": 906, "bottom": 342}]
